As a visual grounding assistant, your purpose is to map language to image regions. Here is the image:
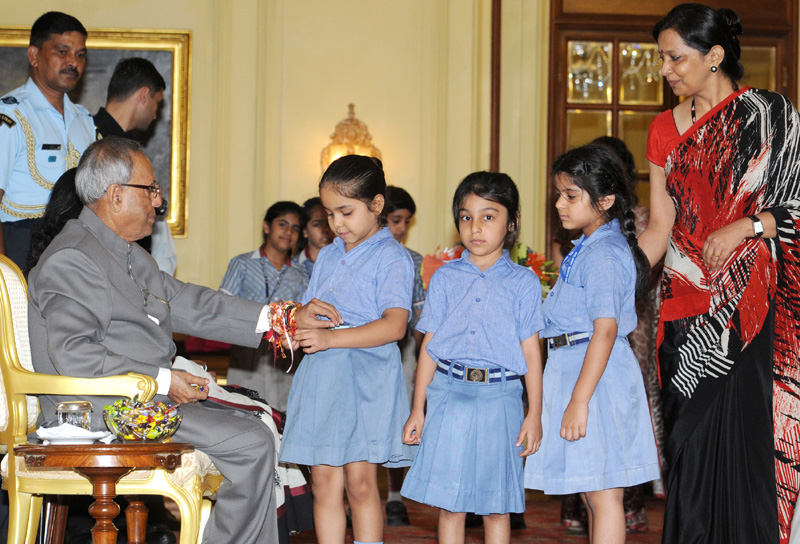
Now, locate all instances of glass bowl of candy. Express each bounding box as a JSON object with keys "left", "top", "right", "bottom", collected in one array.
[{"left": 103, "top": 397, "right": 182, "bottom": 442}]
